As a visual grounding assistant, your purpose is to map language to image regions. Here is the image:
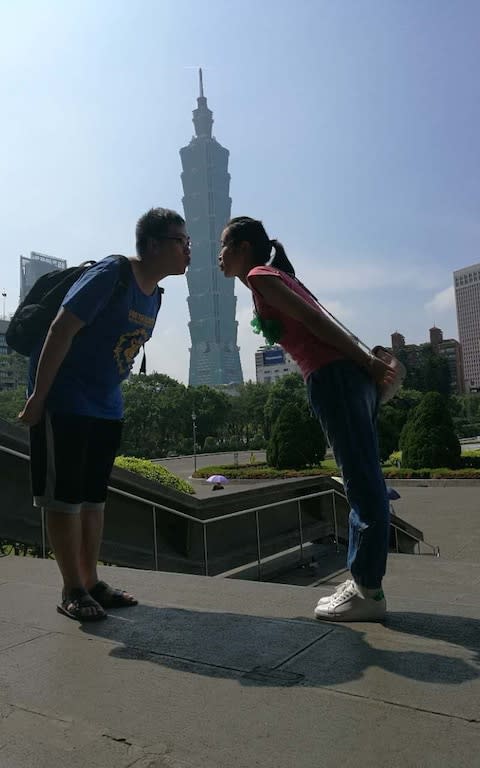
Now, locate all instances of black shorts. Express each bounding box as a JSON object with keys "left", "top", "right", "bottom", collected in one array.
[{"left": 30, "top": 411, "right": 123, "bottom": 514}]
